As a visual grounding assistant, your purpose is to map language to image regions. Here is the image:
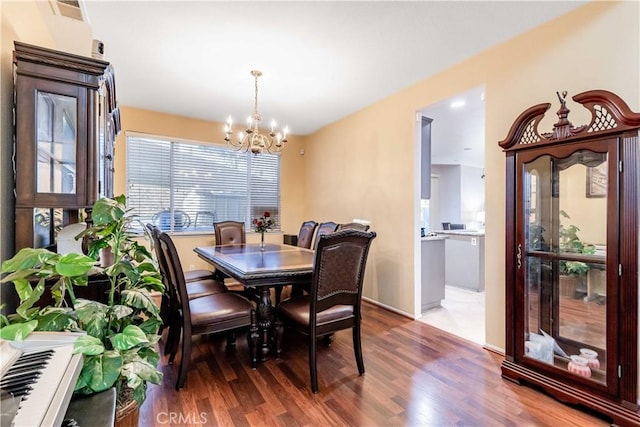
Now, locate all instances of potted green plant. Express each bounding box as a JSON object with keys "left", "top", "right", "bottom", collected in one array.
[{"left": 0, "top": 195, "right": 164, "bottom": 422}]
